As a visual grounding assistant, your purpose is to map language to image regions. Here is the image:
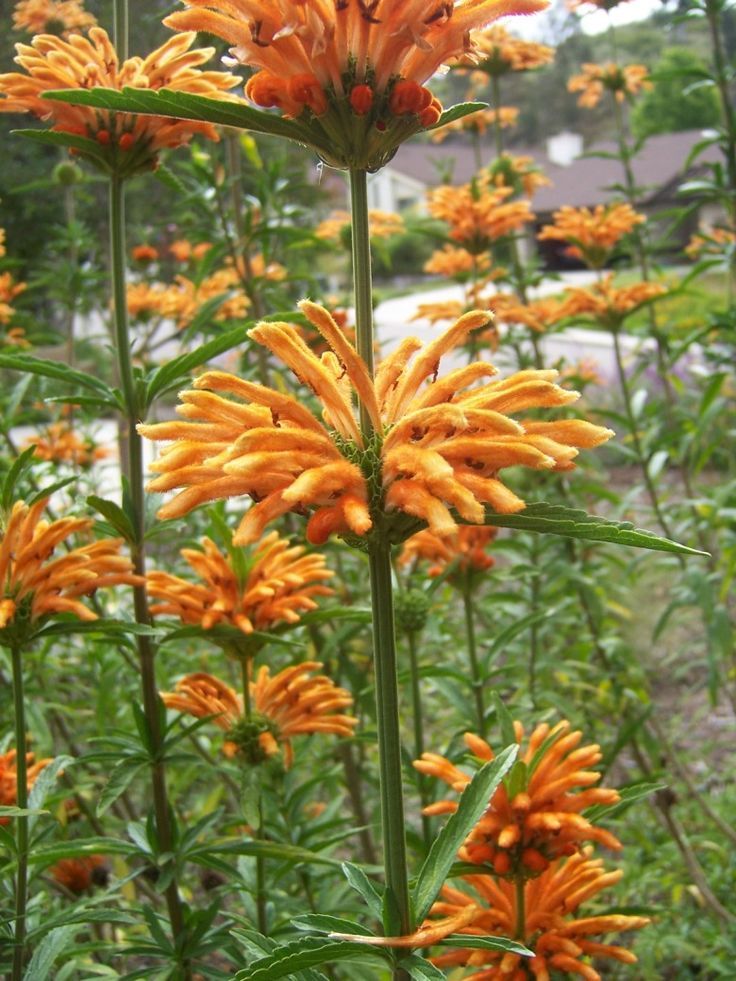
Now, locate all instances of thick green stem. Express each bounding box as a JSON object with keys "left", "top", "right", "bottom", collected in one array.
[
  {"left": 237, "top": 653, "right": 267, "bottom": 934},
  {"left": 109, "top": 176, "right": 189, "bottom": 968},
  {"left": 462, "top": 581, "right": 486, "bottom": 737},
  {"left": 514, "top": 875, "right": 526, "bottom": 941},
  {"left": 11, "top": 646, "right": 28, "bottom": 981},
  {"left": 349, "top": 169, "right": 376, "bottom": 437},
  {"left": 705, "top": 0, "right": 736, "bottom": 231},
  {"left": 491, "top": 76, "right": 504, "bottom": 158},
  {"left": 113, "top": 0, "right": 128, "bottom": 61},
  {"left": 407, "top": 629, "right": 431, "bottom": 850}
]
